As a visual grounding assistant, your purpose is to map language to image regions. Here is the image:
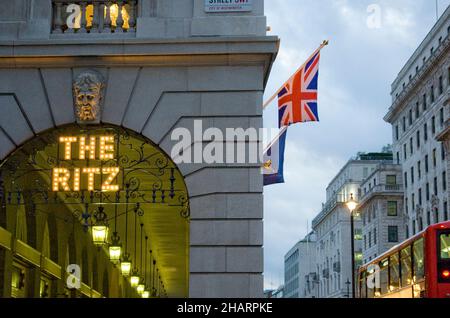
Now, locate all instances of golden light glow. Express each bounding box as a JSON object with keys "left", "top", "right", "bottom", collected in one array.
[
  {"left": 100, "top": 136, "right": 115, "bottom": 160},
  {"left": 52, "top": 168, "right": 71, "bottom": 192},
  {"left": 73, "top": 168, "right": 81, "bottom": 191},
  {"left": 82, "top": 167, "right": 101, "bottom": 191},
  {"left": 102, "top": 167, "right": 120, "bottom": 192},
  {"left": 346, "top": 194, "right": 358, "bottom": 211},
  {"left": 79, "top": 136, "right": 96, "bottom": 160},
  {"left": 130, "top": 275, "right": 140, "bottom": 288},
  {"left": 142, "top": 291, "right": 150, "bottom": 298},
  {"left": 121, "top": 261, "right": 132, "bottom": 277},
  {"left": 137, "top": 284, "right": 145, "bottom": 294},
  {"left": 92, "top": 225, "right": 109, "bottom": 246},
  {"left": 109, "top": 245, "right": 122, "bottom": 263},
  {"left": 59, "top": 136, "right": 77, "bottom": 160}
]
